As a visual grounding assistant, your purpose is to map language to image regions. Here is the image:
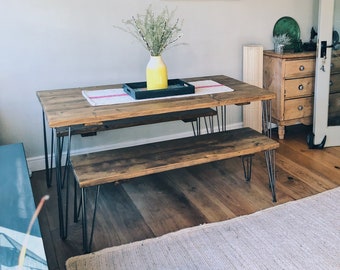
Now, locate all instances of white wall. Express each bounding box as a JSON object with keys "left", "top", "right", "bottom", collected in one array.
[{"left": 0, "top": 0, "right": 318, "bottom": 171}]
